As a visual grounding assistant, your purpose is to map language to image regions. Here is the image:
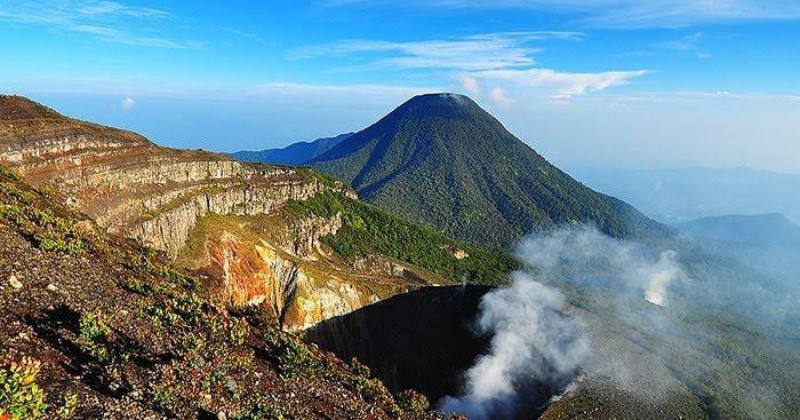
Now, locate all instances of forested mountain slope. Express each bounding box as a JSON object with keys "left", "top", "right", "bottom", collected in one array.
[{"left": 311, "top": 93, "right": 666, "bottom": 249}]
